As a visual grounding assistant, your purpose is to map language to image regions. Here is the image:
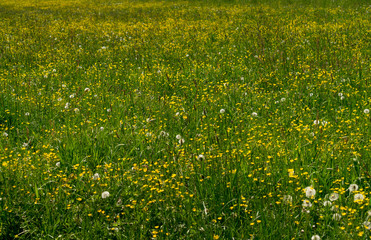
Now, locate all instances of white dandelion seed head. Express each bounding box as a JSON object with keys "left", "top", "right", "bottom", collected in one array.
[
  {"left": 25, "top": 112, "right": 30, "bottom": 116},
  {"left": 74, "top": 108, "right": 80, "bottom": 113},
  {"left": 338, "top": 93, "right": 343, "bottom": 97},
  {"left": 329, "top": 192, "right": 339, "bottom": 202},
  {"left": 100, "top": 127, "right": 104, "bottom": 131},
  {"left": 349, "top": 184, "right": 359, "bottom": 192},
  {"left": 84, "top": 88, "right": 90, "bottom": 92},
  {"left": 364, "top": 221, "right": 371, "bottom": 230},
  {"left": 175, "top": 112, "right": 180, "bottom": 116},
  {"left": 56, "top": 162, "right": 60, "bottom": 167},
  {"left": 340, "top": 96, "right": 345, "bottom": 100},
  {"left": 302, "top": 199, "right": 312, "bottom": 208},
  {"left": 313, "top": 120, "right": 320, "bottom": 125},
  {"left": 176, "top": 134, "right": 182, "bottom": 140},
  {"left": 93, "top": 173, "right": 100, "bottom": 180},
  {"left": 311, "top": 235, "right": 321, "bottom": 240},
  {"left": 220, "top": 109, "right": 225, "bottom": 114},
  {"left": 69, "top": 94, "right": 75, "bottom": 99},
  {"left": 354, "top": 193, "right": 365, "bottom": 202},
  {"left": 364, "top": 109, "right": 370, "bottom": 114},
  {"left": 197, "top": 154, "right": 205, "bottom": 161},
  {"left": 283, "top": 195, "right": 293, "bottom": 204},
  {"left": 57, "top": 98, "right": 63, "bottom": 102},
  {"left": 333, "top": 213, "right": 341, "bottom": 221},
  {"left": 3, "top": 132, "right": 8, "bottom": 137},
  {"left": 252, "top": 112, "right": 258, "bottom": 117},
  {"left": 159, "top": 131, "right": 169, "bottom": 137},
  {"left": 281, "top": 98, "right": 286, "bottom": 102},
  {"left": 107, "top": 108, "right": 111, "bottom": 113},
  {"left": 323, "top": 201, "right": 332, "bottom": 207},
  {"left": 309, "top": 93, "right": 313, "bottom": 97},
  {"left": 101, "top": 191, "right": 110, "bottom": 199},
  {"left": 305, "top": 186, "right": 316, "bottom": 198},
  {"left": 178, "top": 138, "right": 185, "bottom": 144},
  {"left": 64, "top": 102, "right": 70, "bottom": 109}
]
